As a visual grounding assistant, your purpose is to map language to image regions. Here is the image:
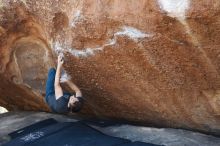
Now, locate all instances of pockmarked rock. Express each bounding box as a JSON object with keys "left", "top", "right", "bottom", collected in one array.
[{"left": 0, "top": 0, "right": 220, "bottom": 135}]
